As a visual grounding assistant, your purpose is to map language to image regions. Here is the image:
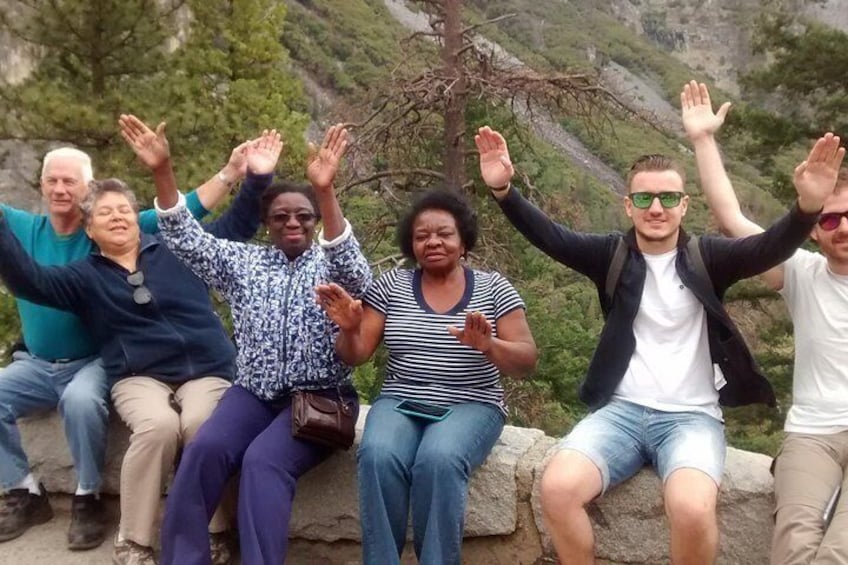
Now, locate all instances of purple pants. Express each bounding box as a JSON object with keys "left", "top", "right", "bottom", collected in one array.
[{"left": 160, "top": 384, "right": 358, "bottom": 565}]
